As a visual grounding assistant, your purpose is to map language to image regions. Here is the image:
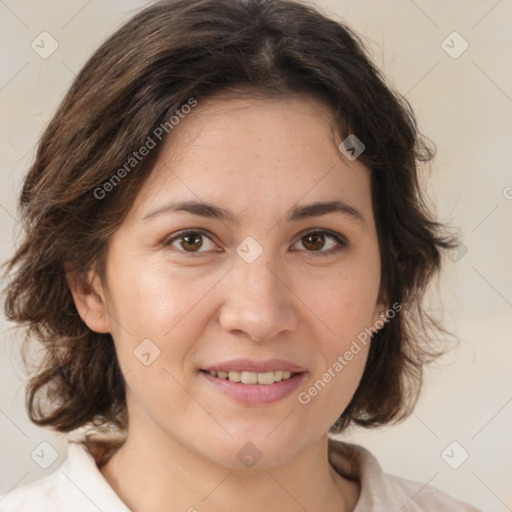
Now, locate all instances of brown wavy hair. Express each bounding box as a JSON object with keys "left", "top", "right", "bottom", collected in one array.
[{"left": 2, "top": 0, "right": 454, "bottom": 438}]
